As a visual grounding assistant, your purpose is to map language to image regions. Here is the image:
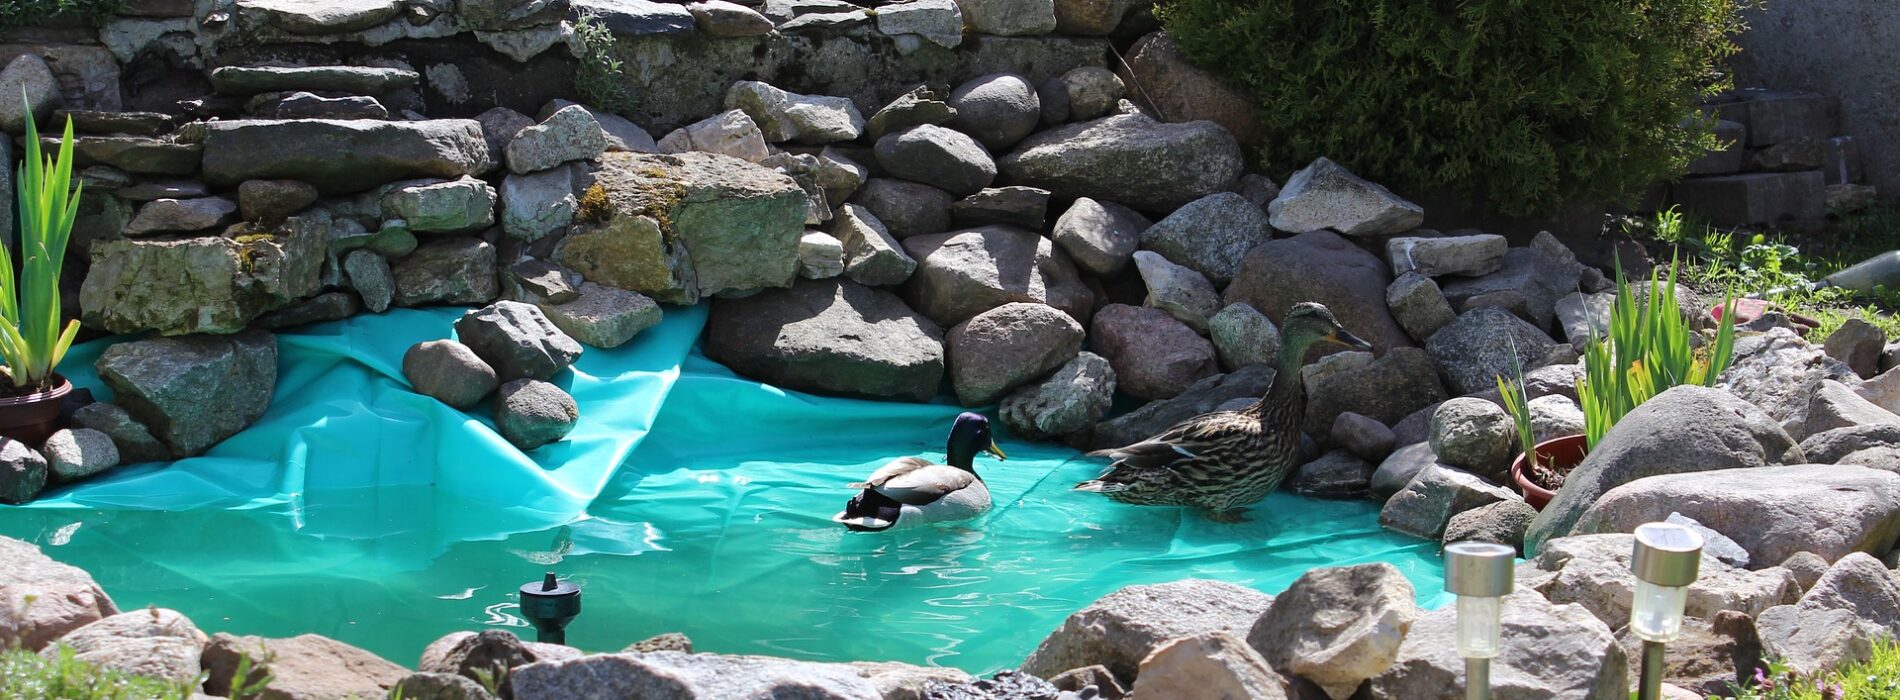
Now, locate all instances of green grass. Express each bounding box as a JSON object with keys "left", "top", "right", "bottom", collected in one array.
[
  {"left": 1717, "top": 637, "right": 1900, "bottom": 699},
  {"left": 0, "top": 646, "right": 198, "bottom": 700},
  {"left": 1632, "top": 206, "right": 1900, "bottom": 341}
]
